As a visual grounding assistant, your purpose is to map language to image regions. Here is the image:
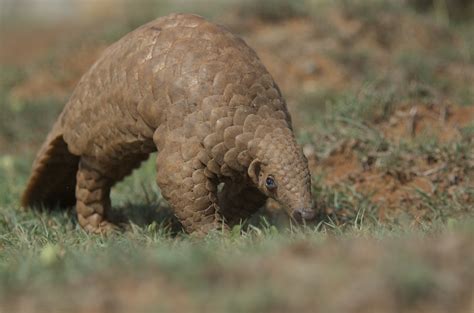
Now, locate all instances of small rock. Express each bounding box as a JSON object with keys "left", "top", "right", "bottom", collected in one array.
[
  {"left": 303, "top": 144, "right": 315, "bottom": 158},
  {"left": 302, "top": 61, "right": 319, "bottom": 75}
]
